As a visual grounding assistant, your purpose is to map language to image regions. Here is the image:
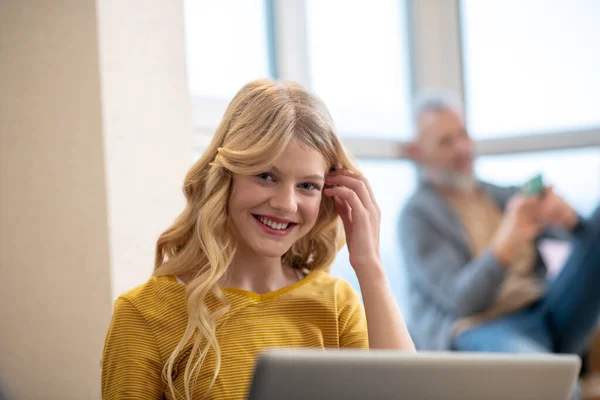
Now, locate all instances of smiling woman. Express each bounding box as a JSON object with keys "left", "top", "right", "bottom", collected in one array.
[
  {"left": 229, "top": 141, "right": 327, "bottom": 265},
  {"left": 101, "top": 79, "right": 414, "bottom": 400}
]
